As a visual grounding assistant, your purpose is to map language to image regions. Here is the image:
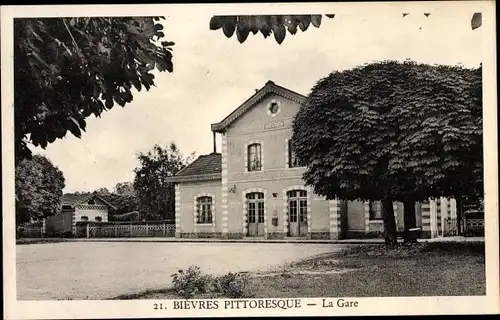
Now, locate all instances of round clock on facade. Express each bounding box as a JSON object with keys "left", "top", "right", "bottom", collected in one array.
[{"left": 267, "top": 99, "right": 281, "bottom": 117}]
